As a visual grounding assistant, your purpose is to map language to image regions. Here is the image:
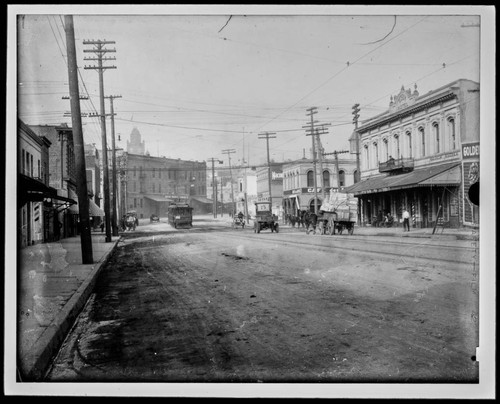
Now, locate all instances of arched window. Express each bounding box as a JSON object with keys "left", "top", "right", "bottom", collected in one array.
[
  {"left": 307, "top": 170, "right": 315, "bottom": 187},
  {"left": 433, "top": 122, "right": 440, "bottom": 154},
  {"left": 448, "top": 118, "right": 456, "bottom": 150},
  {"left": 373, "top": 142, "right": 379, "bottom": 164},
  {"left": 394, "top": 134, "right": 400, "bottom": 158},
  {"left": 383, "top": 138, "right": 389, "bottom": 161},
  {"left": 406, "top": 131, "right": 412, "bottom": 158},
  {"left": 363, "top": 145, "right": 369, "bottom": 169},
  {"left": 339, "top": 170, "right": 345, "bottom": 187},
  {"left": 353, "top": 169, "right": 359, "bottom": 183},
  {"left": 418, "top": 127, "right": 425, "bottom": 157},
  {"left": 322, "top": 170, "right": 330, "bottom": 188}
]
